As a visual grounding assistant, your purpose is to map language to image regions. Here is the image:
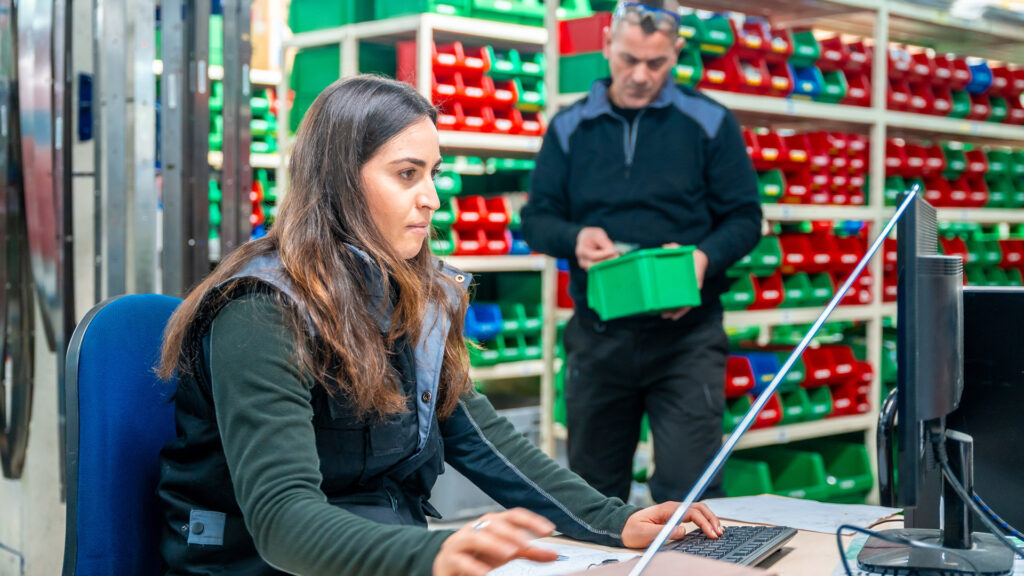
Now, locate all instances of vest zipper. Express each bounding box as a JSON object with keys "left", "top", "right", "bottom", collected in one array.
[{"left": 616, "top": 110, "right": 646, "bottom": 180}]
